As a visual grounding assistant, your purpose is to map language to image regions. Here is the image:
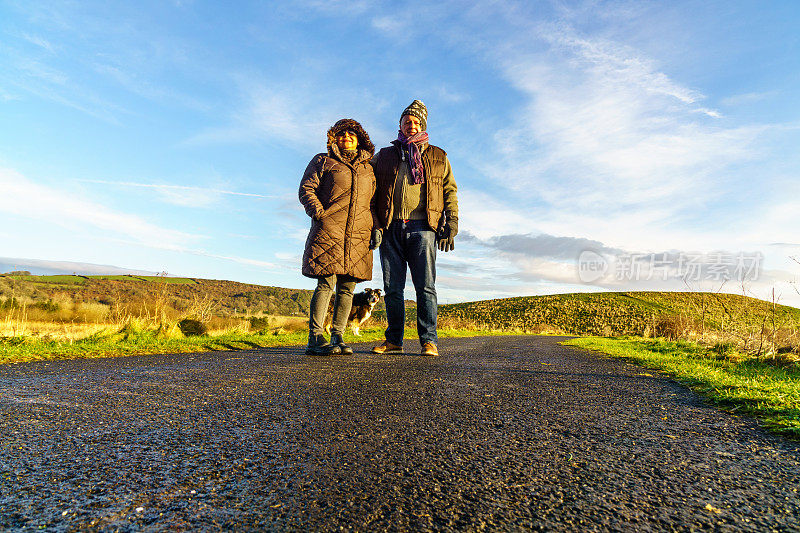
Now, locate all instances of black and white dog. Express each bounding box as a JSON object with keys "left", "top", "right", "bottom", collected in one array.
[{"left": 324, "top": 288, "right": 382, "bottom": 336}]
